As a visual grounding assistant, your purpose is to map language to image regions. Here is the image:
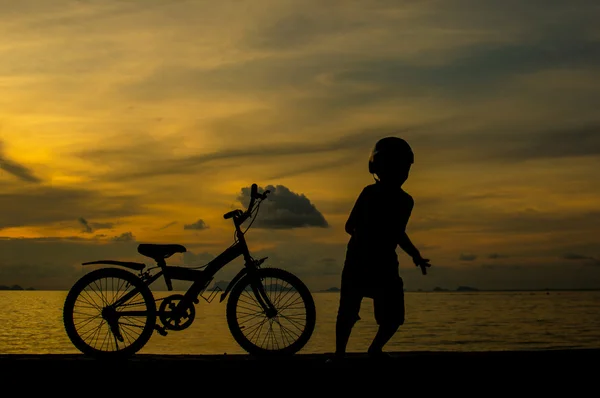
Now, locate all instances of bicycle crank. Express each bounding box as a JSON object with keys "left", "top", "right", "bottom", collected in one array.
[{"left": 159, "top": 294, "right": 196, "bottom": 331}]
